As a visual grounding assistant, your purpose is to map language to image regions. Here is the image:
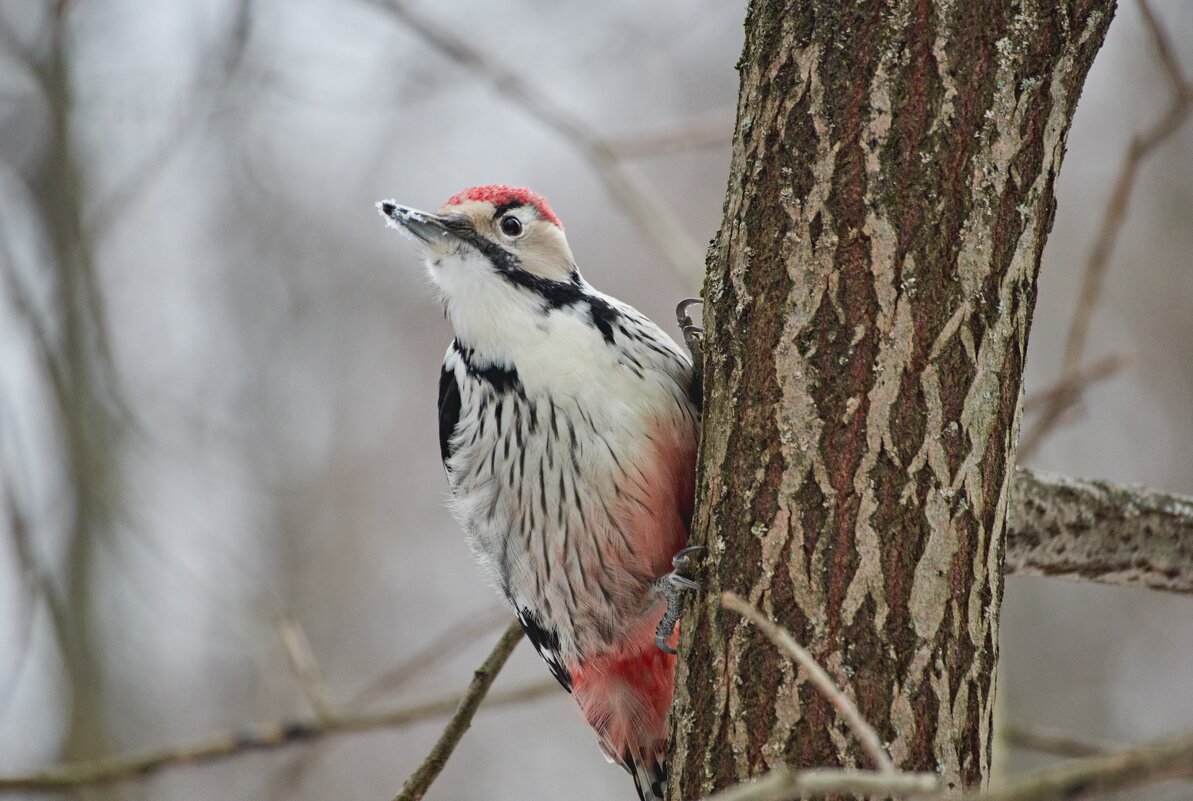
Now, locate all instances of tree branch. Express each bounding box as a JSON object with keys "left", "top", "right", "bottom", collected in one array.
[
  {"left": 392, "top": 620, "right": 524, "bottom": 801},
  {"left": 1001, "top": 724, "right": 1111, "bottom": 760},
  {"left": 276, "top": 614, "right": 334, "bottom": 721},
  {"left": 266, "top": 604, "right": 511, "bottom": 801},
  {"left": 351, "top": 604, "right": 511, "bottom": 708},
  {"left": 0, "top": 643, "right": 550, "bottom": 793},
  {"left": 970, "top": 730, "right": 1193, "bottom": 801},
  {"left": 1006, "top": 468, "right": 1193, "bottom": 595},
  {"left": 700, "top": 767, "right": 939, "bottom": 801},
  {"left": 699, "top": 730, "right": 1193, "bottom": 801},
  {"left": 1022, "top": 354, "right": 1128, "bottom": 414},
  {"left": 605, "top": 107, "right": 735, "bottom": 158}
]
